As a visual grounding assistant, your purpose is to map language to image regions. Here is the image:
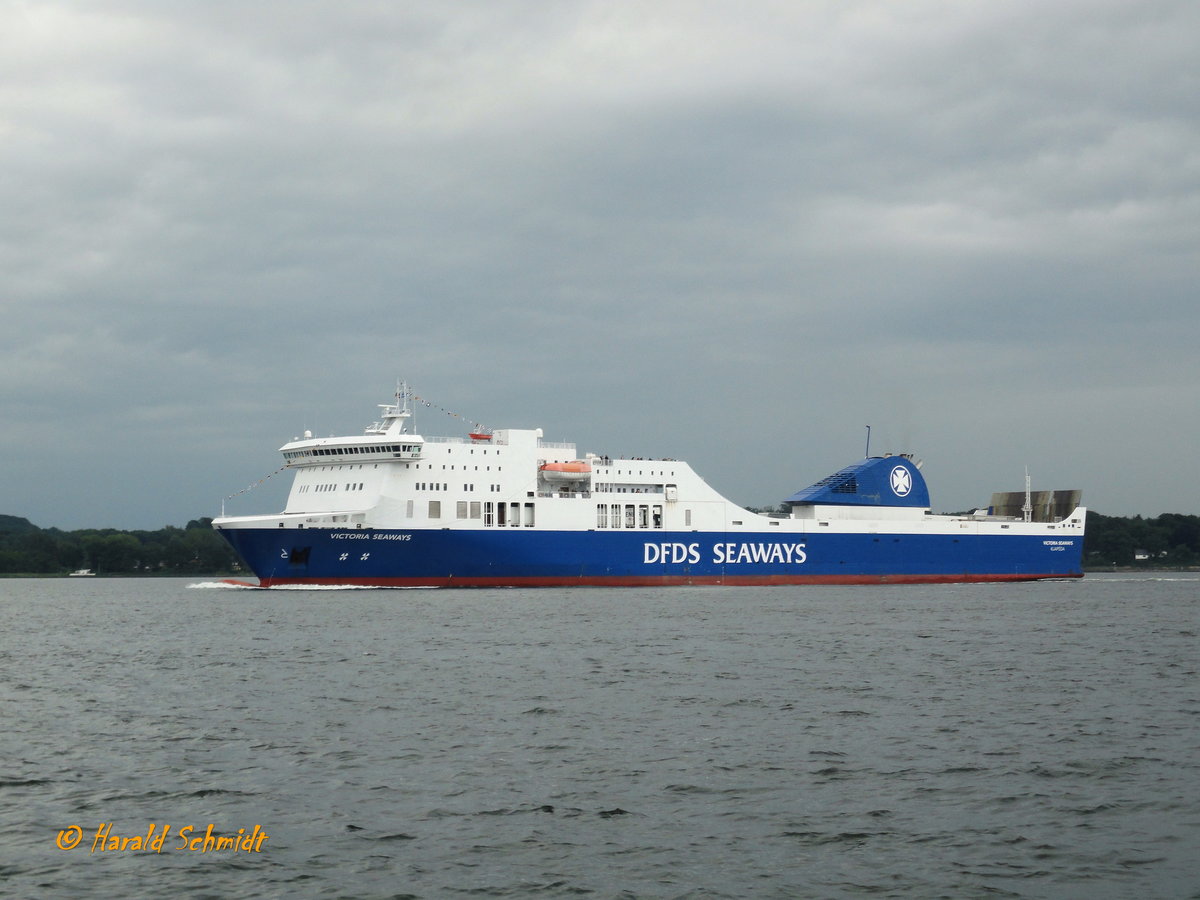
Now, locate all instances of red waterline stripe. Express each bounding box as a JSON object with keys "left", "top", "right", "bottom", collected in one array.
[{"left": 251, "top": 572, "right": 1083, "bottom": 589}]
